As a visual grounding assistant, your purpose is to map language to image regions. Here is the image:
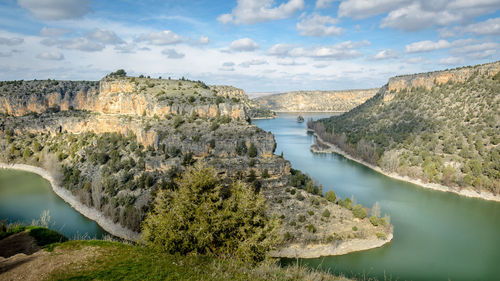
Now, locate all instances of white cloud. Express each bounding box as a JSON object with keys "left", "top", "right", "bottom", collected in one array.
[
  {"left": 220, "top": 61, "right": 235, "bottom": 71},
  {"left": 195, "top": 36, "right": 210, "bottom": 45},
  {"left": 39, "top": 27, "right": 69, "bottom": 37},
  {"left": 217, "top": 0, "right": 305, "bottom": 24},
  {"left": 276, "top": 59, "right": 304, "bottom": 65},
  {"left": 313, "top": 63, "right": 329, "bottom": 68},
  {"left": 339, "top": 0, "right": 409, "bottom": 19},
  {"left": 405, "top": 56, "right": 424, "bottom": 64},
  {"left": 450, "top": 42, "right": 498, "bottom": 59},
  {"left": 316, "top": 0, "right": 338, "bottom": 9},
  {"left": 114, "top": 43, "right": 138, "bottom": 54},
  {"left": 229, "top": 38, "right": 259, "bottom": 52},
  {"left": 296, "top": 14, "right": 344, "bottom": 37},
  {"left": 86, "top": 29, "right": 124, "bottom": 45},
  {"left": 290, "top": 40, "right": 369, "bottom": 60},
  {"left": 18, "top": 0, "right": 92, "bottom": 20},
  {"left": 36, "top": 51, "right": 64, "bottom": 60},
  {"left": 136, "top": 30, "right": 182, "bottom": 45},
  {"left": 338, "top": 0, "right": 500, "bottom": 31},
  {"left": 0, "top": 37, "right": 24, "bottom": 46},
  {"left": 372, "top": 49, "right": 398, "bottom": 60},
  {"left": 268, "top": 43, "right": 294, "bottom": 56},
  {"left": 41, "top": 37, "right": 104, "bottom": 52},
  {"left": 162, "top": 49, "right": 185, "bottom": 59},
  {"left": 464, "top": 17, "right": 500, "bottom": 35},
  {"left": 380, "top": 3, "right": 460, "bottom": 31},
  {"left": 405, "top": 40, "right": 451, "bottom": 53},
  {"left": 439, "top": 57, "right": 464, "bottom": 65},
  {"left": 239, "top": 59, "right": 267, "bottom": 68}
]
